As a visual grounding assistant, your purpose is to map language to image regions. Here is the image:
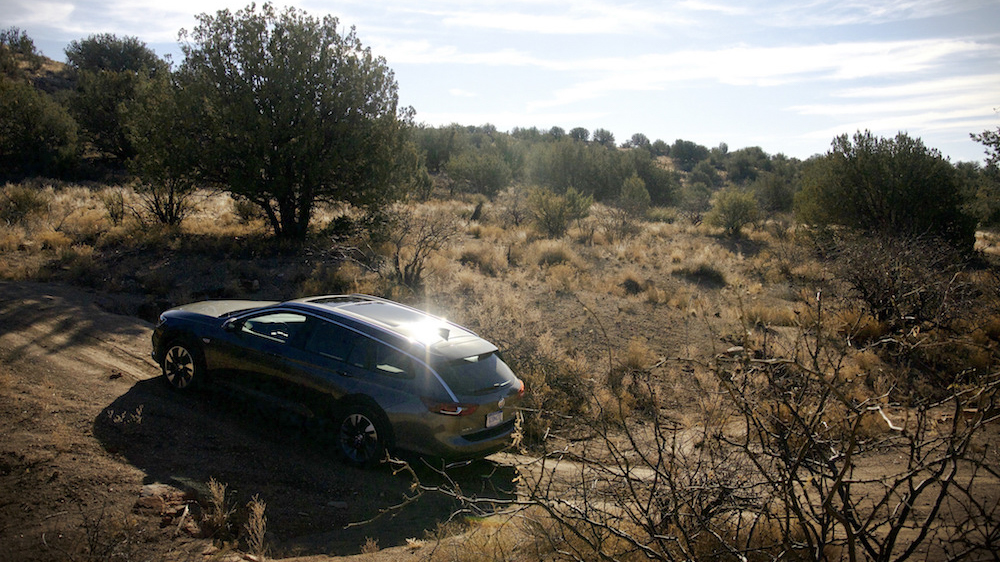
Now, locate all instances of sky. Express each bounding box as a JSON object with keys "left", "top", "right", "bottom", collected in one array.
[{"left": 5, "top": 0, "right": 1000, "bottom": 163}]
